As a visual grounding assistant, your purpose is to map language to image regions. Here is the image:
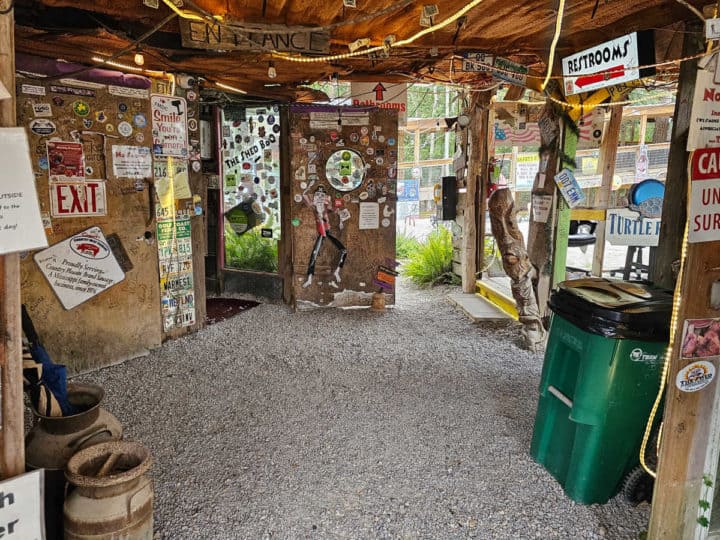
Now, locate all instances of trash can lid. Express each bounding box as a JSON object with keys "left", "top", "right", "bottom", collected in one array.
[{"left": 549, "top": 278, "right": 673, "bottom": 341}]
